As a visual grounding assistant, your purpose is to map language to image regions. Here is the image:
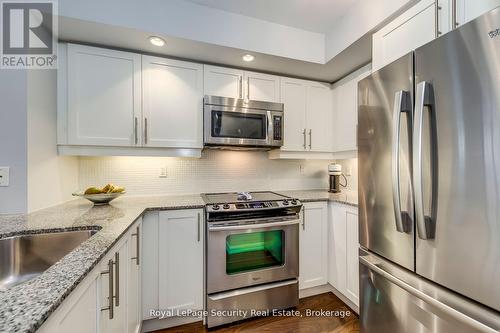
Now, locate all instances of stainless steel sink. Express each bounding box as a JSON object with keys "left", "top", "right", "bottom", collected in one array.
[{"left": 0, "top": 229, "right": 98, "bottom": 290}]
